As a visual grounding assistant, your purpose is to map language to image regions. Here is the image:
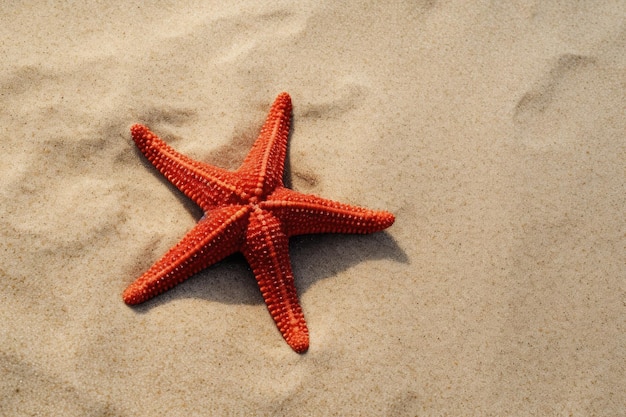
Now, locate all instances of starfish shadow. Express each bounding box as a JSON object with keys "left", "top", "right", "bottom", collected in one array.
[
  {"left": 289, "top": 231, "right": 406, "bottom": 291},
  {"left": 129, "top": 229, "right": 405, "bottom": 313}
]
